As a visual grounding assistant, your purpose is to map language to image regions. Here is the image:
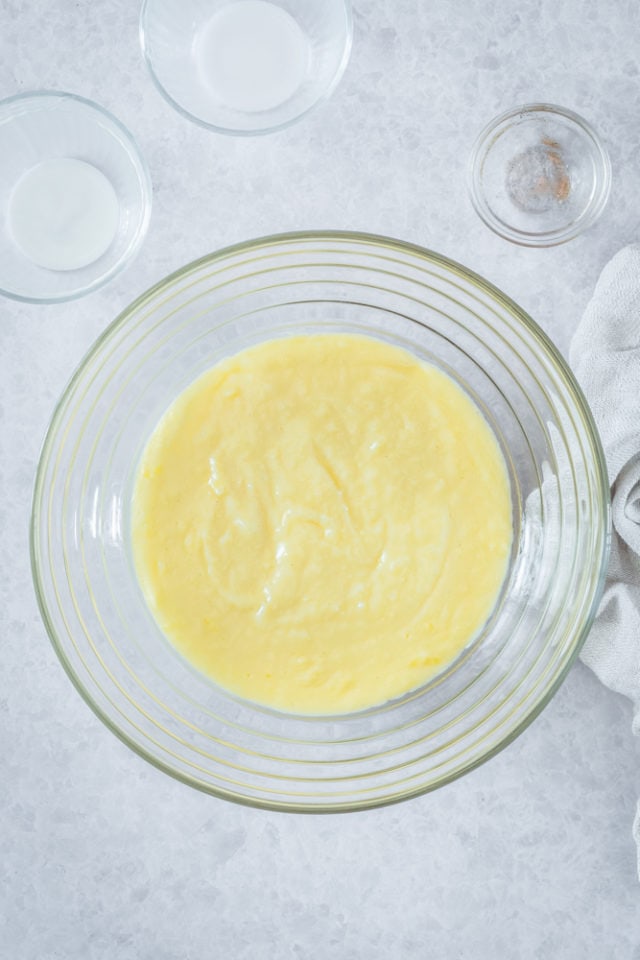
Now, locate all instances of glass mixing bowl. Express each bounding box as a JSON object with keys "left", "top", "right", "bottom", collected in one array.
[{"left": 31, "top": 232, "right": 610, "bottom": 811}]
